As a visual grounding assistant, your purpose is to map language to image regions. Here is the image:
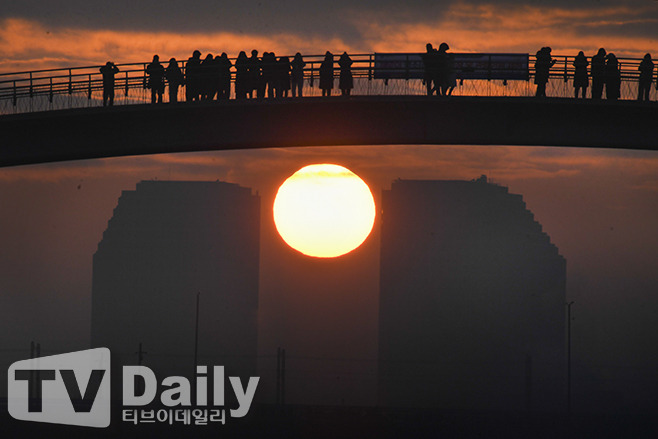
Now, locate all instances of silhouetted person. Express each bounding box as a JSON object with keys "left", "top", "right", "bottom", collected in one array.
[
  {"left": 249, "top": 49, "right": 267, "bottom": 99},
  {"left": 291, "top": 52, "right": 306, "bottom": 97},
  {"left": 200, "top": 53, "right": 215, "bottom": 100},
  {"left": 422, "top": 43, "right": 437, "bottom": 96},
  {"left": 217, "top": 53, "right": 232, "bottom": 100},
  {"left": 262, "top": 52, "right": 277, "bottom": 98},
  {"left": 99, "top": 61, "right": 119, "bottom": 106},
  {"left": 247, "top": 50, "right": 263, "bottom": 99},
  {"left": 573, "top": 51, "right": 588, "bottom": 99},
  {"left": 591, "top": 48, "right": 606, "bottom": 100},
  {"left": 638, "top": 53, "right": 654, "bottom": 102},
  {"left": 438, "top": 42, "right": 455, "bottom": 96},
  {"left": 257, "top": 53, "right": 267, "bottom": 99},
  {"left": 235, "top": 51, "right": 249, "bottom": 100},
  {"left": 165, "top": 58, "right": 184, "bottom": 103},
  {"left": 605, "top": 53, "right": 621, "bottom": 100},
  {"left": 146, "top": 55, "right": 165, "bottom": 104},
  {"left": 319, "top": 51, "right": 334, "bottom": 97},
  {"left": 534, "top": 47, "right": 556, "bottom": 97},
  {"left": 278, "top": 56, "right": 291, "bottom": 98},
  {"left": 338, "top": 52, "right": 353, "bottom": 96},
  {"left": 185, "top": 50, "right": 202, "bottom": 101}
]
